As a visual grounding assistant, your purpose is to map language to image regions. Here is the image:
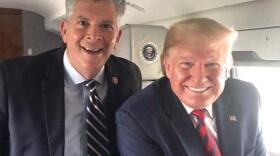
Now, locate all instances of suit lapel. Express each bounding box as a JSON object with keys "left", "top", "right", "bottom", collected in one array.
[
  {"left": 41, "top": 48, "right": 65, "bottom": 156},
  {"left": 104, "top": 56, "right": 121, "bottom": 111},
  {"left": 157, "top": 78, "right": 205, "bottom": 156},
  {"left": 103, "top": 56, "right": 122, "bottom": 154},
  {"left": 214, "top": 90, "right": 242, "bottom": 156}
]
